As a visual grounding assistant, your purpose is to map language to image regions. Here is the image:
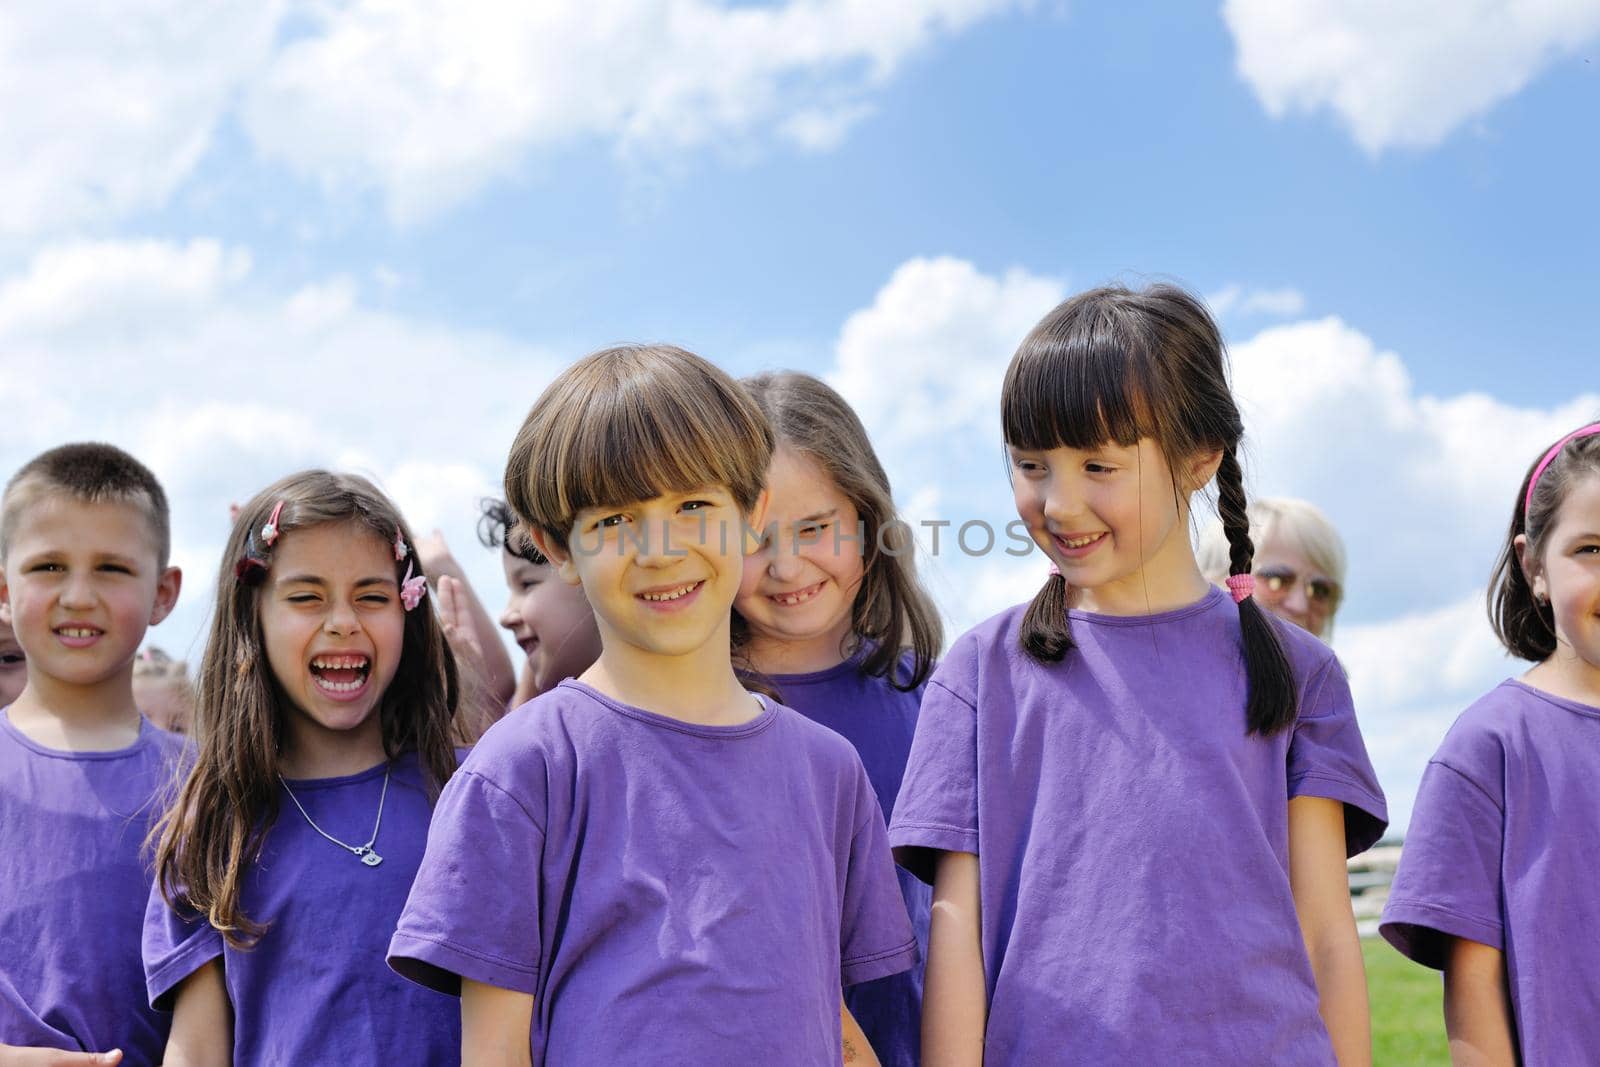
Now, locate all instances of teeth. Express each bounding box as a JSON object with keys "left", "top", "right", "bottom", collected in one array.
[
  {"left": 1062, "top": 533, "right": 1103, "bottom": 548},
  {"left": 641, "top": 582, "right": 698, "bottom": 602},
  {"left": 772, "top": 583, "right": 823, "bottom": 606},
  {"left": 314, "top": 677, "right": 366, "bottom": 693},
  {"left": 311, "top": 655, "right": 369, "bottom": 670},
  {"left": 58, "top": 627, "right": 98, "bottom": 638}
]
